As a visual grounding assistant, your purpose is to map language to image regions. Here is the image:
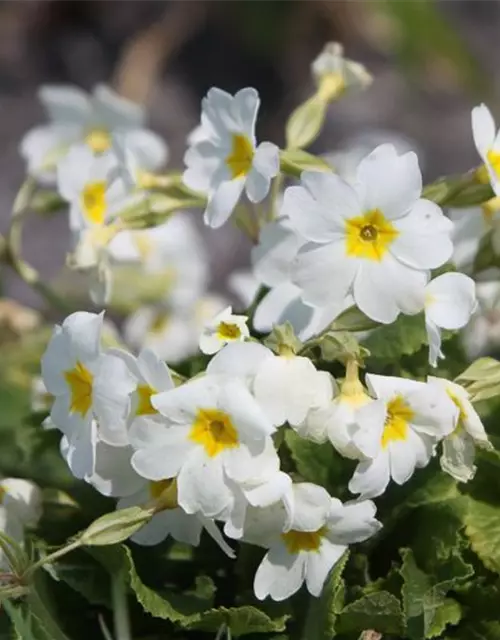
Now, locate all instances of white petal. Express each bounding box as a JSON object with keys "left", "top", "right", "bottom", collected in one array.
[
  {"left": 39, "top": 84, "right": 91, "bottom": 123},
  {"left": 290, "top": 482, "right": 331, "bottom": 531},
  {"left": 391, "top": 199, "right": 453, "bottom": 269},
  {"left": 62, "top": 311, "right": 103, "bottom": 363},
  {"left": 472, "top": 104, "right": 496, "bottom": 159},
  {"left": 426, "top": 317, "right": 444, "bottom": 368},
  {"left": 353, "top": 256, "right": 427, "bottom": 324},
  {"left": 327, "top": 500, "right": 381, "bottom": 544},
  {"left": 388, "top": 438, "right": 417, "bottom": 485},
  {"left": 200, "top": 516, "right": 236, "bottom": 558},
  {"left": 63, "top": 420, "right": 97, "bottom": 480},
  {"left": 305, "top": 539, "right": 346, "bottom": 597},
  {"left": 120, "top": 129, "right": 168, "bottom": 171},
  {"left": 245, "top": 168, "right": 270, "bottom": 204},
  {"left": 1, "top": 479, "right": 42, "bottom": 527},
  {"left": 152, "top": 377, "right": 217, "bottom": 423},
  {"left": 294, "top": 241, "right": 358, "bottom": 308},
  {"left": 253, "top": 142, "right": 279, "bottom": 177},
  {"left": 131, "top": 424, "right": 193, "bottom": 480},
  {"left": 220, "top": 380, "right": 276, "bottom": 439},
  {"left": 348, "top": 451, "right": 390, "bottom": 499},
  {"left": 232, "top": 87, "right": 260, "bottom": 137},
  {"left": 204, "top": 178, "right": 245, "bottom": 228},
  {"left": 355, "top": 145, "right": 422, "bottom": 219},
  {"left": 425, "top": 273, "right": 477, "bottom": 330},
  {"left": 254, "top": 546, "right": 306, "bottom": 601},
  {"left": 88, "top": 442, "right": 144, "bottom": 498},
  {"left": 92, "top": 84, "right": 144, "bottom": 129},
  {"left": 252, "top": 220, "right": 302, "bottom": 286},
  {"left": 177, "top": 450, "right": 231, "bottom": 517},
  {"left": 350, "top": 399, "right": 386, "bottom": 459},
  {"left": 206, "top": 342, "right": 273, "bottom": 379}
]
